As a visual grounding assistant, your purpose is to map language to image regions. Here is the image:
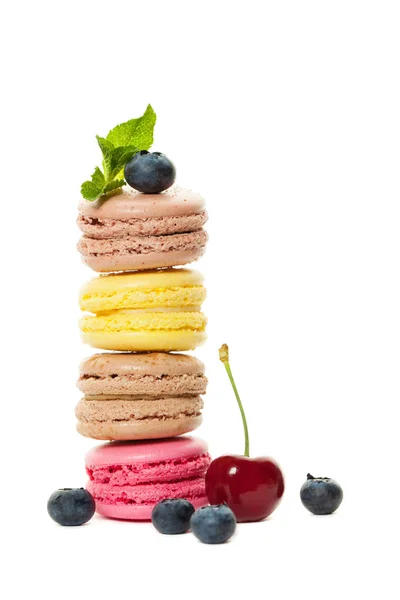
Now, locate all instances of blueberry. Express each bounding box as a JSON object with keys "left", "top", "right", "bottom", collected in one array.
[
  {"left": 190, "top": 504, "right": 236, "bottom": 544},
  {"left": 47, "top": 488, "right": 96, "bottom": 526},
  {"left": 151, "top": 498, "right": 195, "bottom": 534},
  {"left": 124, "top": 151, "right": 176, "bottom": 194},
  {"left": 300, "top": 474, "right": 343, "bottom": 515}
]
